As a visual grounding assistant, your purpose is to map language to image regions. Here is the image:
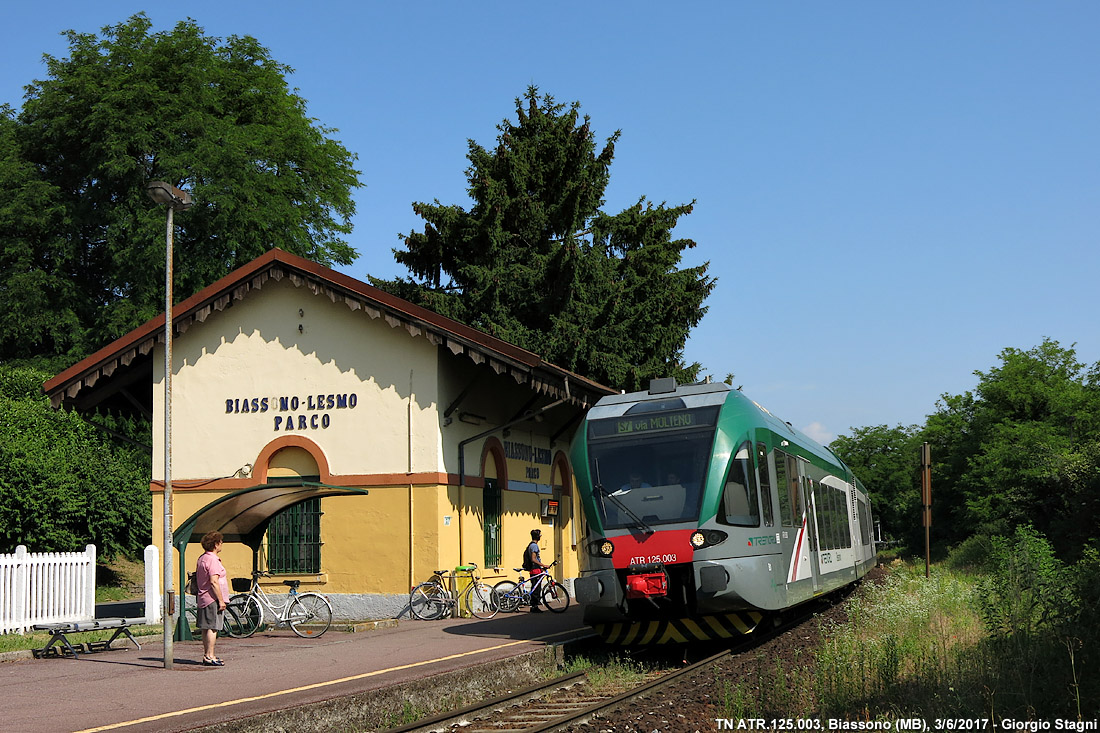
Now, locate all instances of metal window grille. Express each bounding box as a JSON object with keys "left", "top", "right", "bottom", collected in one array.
[
  {"left": 267, "top": 498, "right": 322, "bottom": 574},
  {"left": 483, "top": 478, "right": 501, "bottom": 567}
]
